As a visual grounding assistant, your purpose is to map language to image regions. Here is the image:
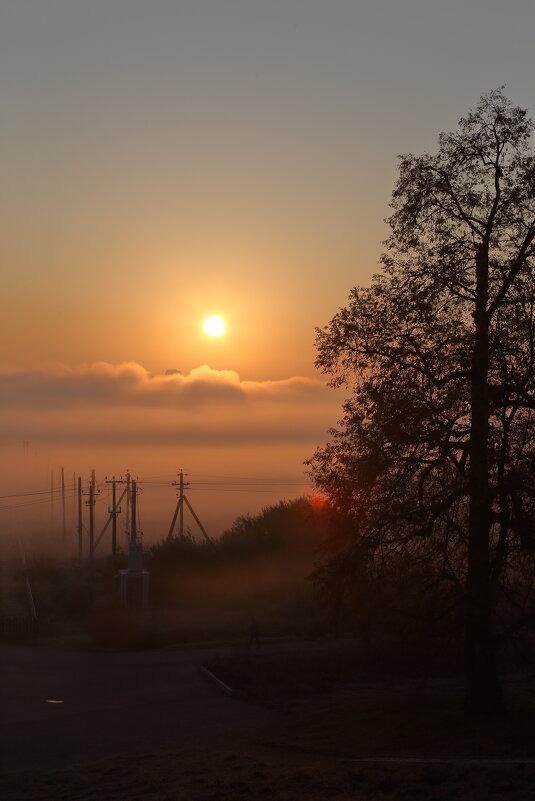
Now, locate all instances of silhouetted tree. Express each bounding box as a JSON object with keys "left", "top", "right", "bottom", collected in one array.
[
  {"left": 308, "top": 89, "right": 535, "bottom": 715},
  {"left": 219, "top": 497, "right": 328, "bottom": 557}
]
